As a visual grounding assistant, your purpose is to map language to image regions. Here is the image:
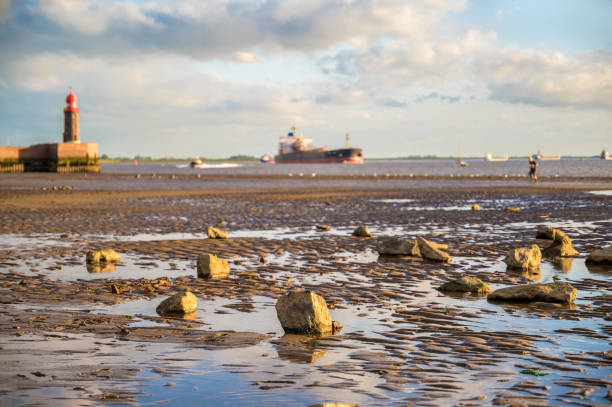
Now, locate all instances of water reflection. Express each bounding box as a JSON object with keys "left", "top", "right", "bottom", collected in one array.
[
  {"left": 551, "top": 257, "right": 574, "bottom": 273},
  {"left": 86, "top": 263, "right": 117, "bottom": 273},
  {"left": 273, "top": 334, "right": 329, "bottom": 363},
  {"left": 506, "top": 268, "right": 542, "bottom": 281}
]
